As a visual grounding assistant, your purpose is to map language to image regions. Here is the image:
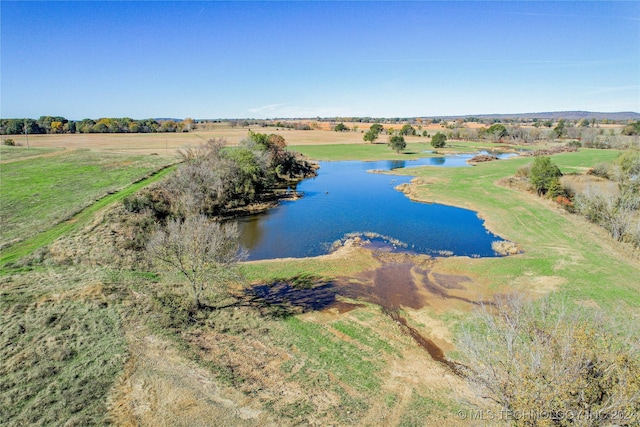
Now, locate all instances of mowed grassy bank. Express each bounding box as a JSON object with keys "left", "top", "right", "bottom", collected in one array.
[
  {"left": 290, "top": 140, "right": 521, "bottom": 161},
  {"left": 390, "top": 148, "right": 640, "bottom": 312},
  {"left": 0, "top": 148, "right": 175, "bottom": 250}
]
